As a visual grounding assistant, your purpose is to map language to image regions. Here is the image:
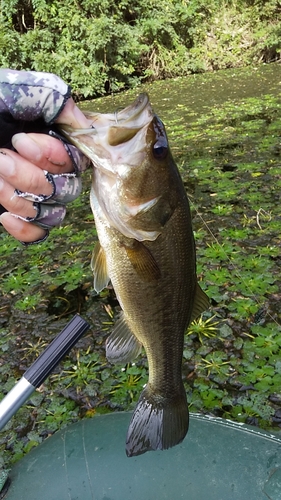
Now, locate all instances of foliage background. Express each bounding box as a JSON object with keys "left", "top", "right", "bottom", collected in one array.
[{"left": 1, "top": 0, "right": 281, "bottom": 98}]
